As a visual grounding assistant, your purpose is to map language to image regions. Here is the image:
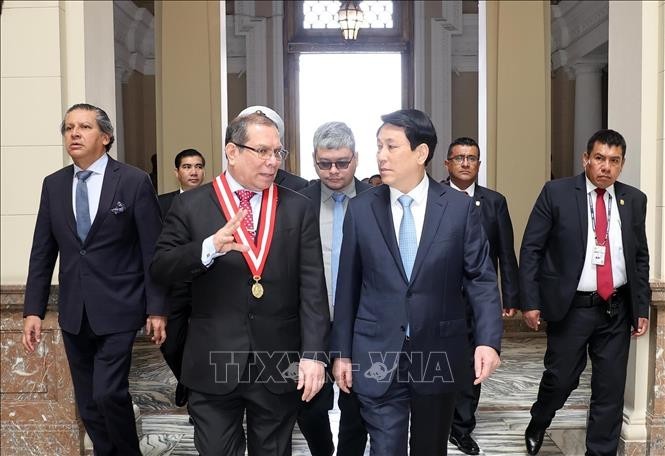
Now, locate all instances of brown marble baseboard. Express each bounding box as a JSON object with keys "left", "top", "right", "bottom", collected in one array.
[
  {"left": 618, "top": 438, "right": 647, "bottom": 456},
  {"left": 1, "top": 424, "right": 83, "bottom": 456},
  {"left": 1, "top": 285, "right": 83, "bottom": 455}
]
